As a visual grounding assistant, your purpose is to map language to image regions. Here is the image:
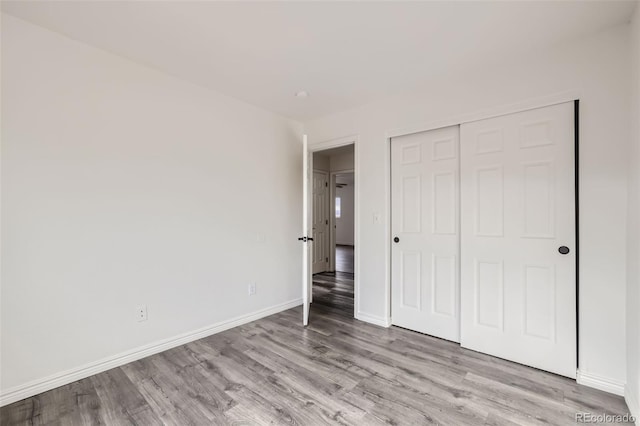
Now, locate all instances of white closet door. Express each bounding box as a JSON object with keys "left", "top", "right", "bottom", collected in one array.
[
  {"left": 391, "top": 126, "right": 460, "bottom": 343},
  {"left": 460, "top": 102, "right": 576, "bottom": 378}
]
